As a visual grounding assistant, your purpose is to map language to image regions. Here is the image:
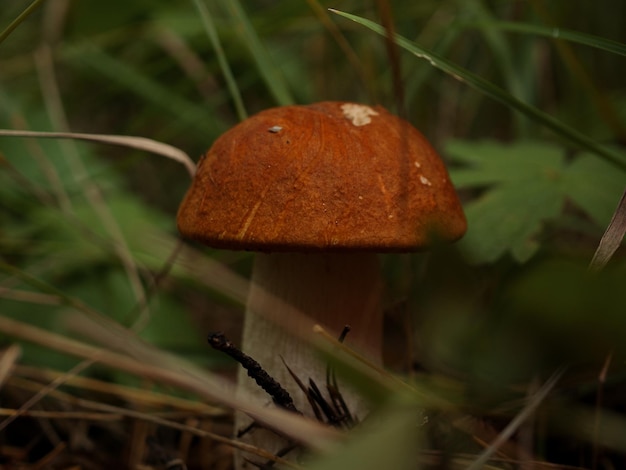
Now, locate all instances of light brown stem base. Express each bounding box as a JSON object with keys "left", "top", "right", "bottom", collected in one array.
[{"left": 235, "top": 253, "right": 383, "bottom": 468}]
